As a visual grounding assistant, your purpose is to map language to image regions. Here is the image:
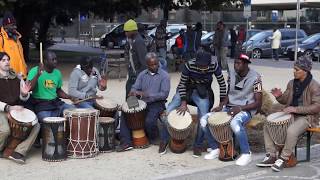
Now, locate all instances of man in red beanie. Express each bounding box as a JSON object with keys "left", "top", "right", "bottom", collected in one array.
[{"left": 0, "top": 11, "right": 27, "bottom": 79}]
